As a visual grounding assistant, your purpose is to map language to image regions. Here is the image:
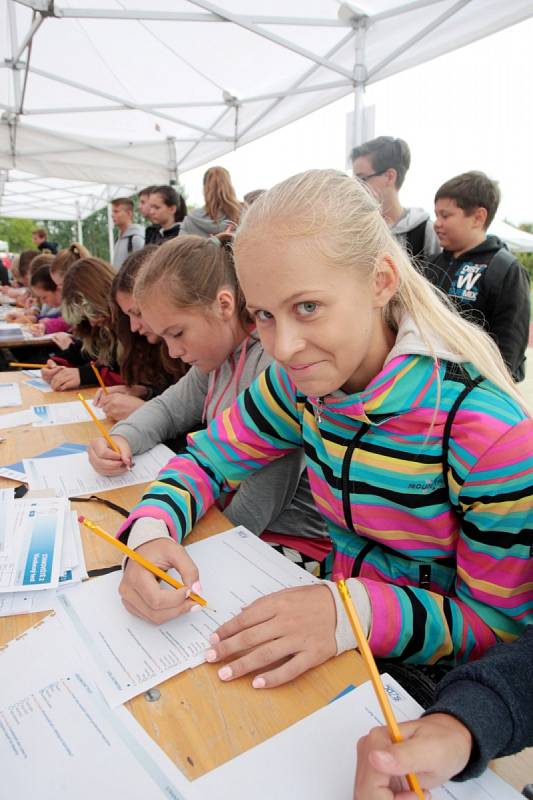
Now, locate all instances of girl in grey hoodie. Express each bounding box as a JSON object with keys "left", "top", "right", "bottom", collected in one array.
[{"left": 88, "top": 234, "right": 327, "bottom": 556}]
